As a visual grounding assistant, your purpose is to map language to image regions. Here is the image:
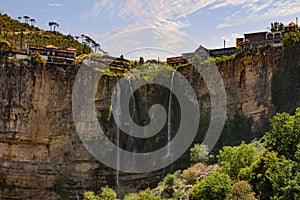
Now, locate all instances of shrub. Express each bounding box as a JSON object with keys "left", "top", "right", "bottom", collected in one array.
[
  {"left": 264, "top": 108, "right": 300, "bottom": 160},
  {"left": 99, "top": 186, "right": 117, "bottom": 200},
  {"left": 83, "top": 186, "right": 117, "bottom": 200},
  {"left": 123, "top": 193, "right": 138, "bottom": 200},
  {"left": 136, "top": 188, "right": 161, "bottom": 200},
  {"left": 217, "top": 142, "right": 256, "bottom": 180},
  {"left": 238, "top": 151, "right": 293, "bottom": 200},
  {"left": 190, "top": 144, "right": 209, "bottom": 164},
  {"left": 163, "top": 174, "right": 178, "bottom": 187},
  {"left": 189, "top": 171, "right": 232, "bottom": 200},
  {"left": 230, "top": 181, "right": 257, "bottom": 200},
  {"left": 181, "top": 163, "right": 208, "bottom": 184}
]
